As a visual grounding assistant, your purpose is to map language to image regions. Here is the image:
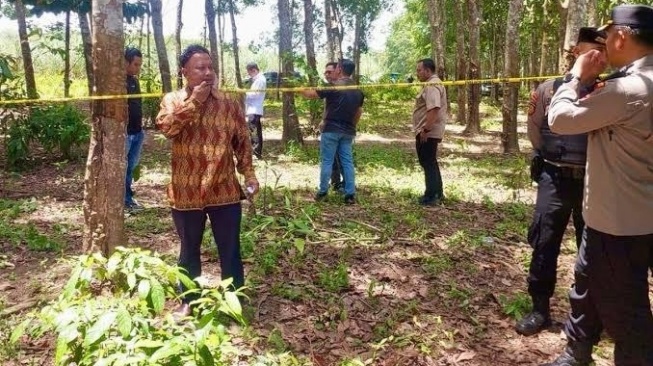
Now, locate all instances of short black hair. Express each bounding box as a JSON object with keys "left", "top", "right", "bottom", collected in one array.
[
  {"left": 246, "top": 62, "right": 259, "bottom": 71},
  {"left": 179, "top": 44, "right": 210, "bottom": 68},
  {"left": 326, "top": 62, "right": 338, "bottom": 69},
  {"left": 124, "top": 47, "right": 142, "bottom": 63},
  {"left": 629, "top": 28, "right": 653, "bottom": 48},
  {"left": 418, "top": 58, "right": 436, "bottom": 73},
  {"left": 339, "top": 59, "right": 355, "bottom": 76}
]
